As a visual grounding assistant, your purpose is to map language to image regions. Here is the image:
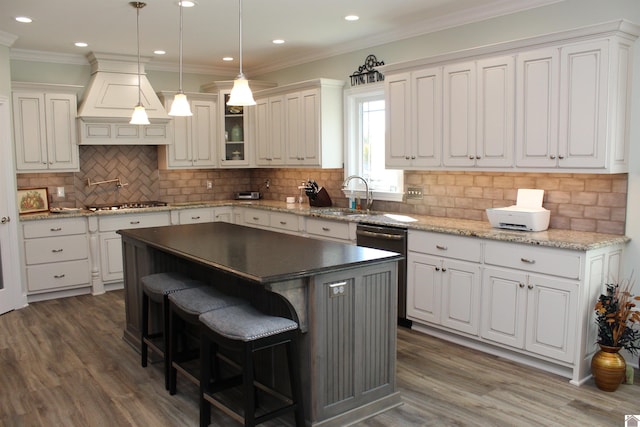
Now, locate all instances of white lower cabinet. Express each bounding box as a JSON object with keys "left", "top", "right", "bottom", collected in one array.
[
  {"left": 481, "top": 267, "right": 578, "bottom": 363},
  {"left": 98, "top": 211, "right": 171, "bottom": 283},
  {"left": 407, "top": 230, "right": 624, "bottom": 384},
  {"left": 407, "top": 231, "right": 481, "bottom": 335},
  {"left": 22, "top": 217, "right": 90, "bottom": 294},
  {"left": 305, "top": 218, "right": 354, "bottom": 243}
]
